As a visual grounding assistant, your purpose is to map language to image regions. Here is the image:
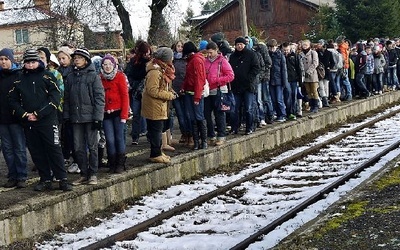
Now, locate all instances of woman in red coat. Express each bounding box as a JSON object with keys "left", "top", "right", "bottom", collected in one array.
[{"left": 100, "top": 54, "right": 130, "bottom": 173}]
